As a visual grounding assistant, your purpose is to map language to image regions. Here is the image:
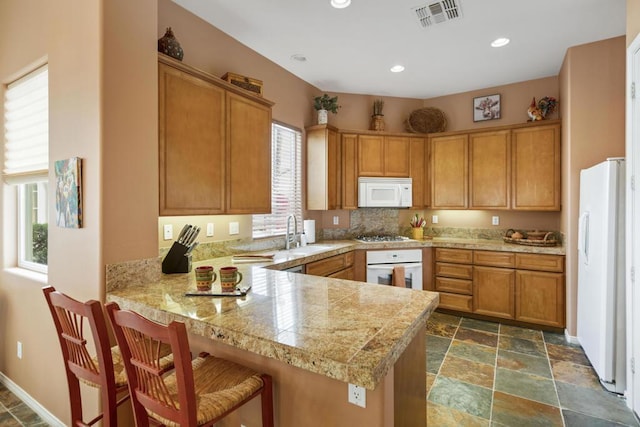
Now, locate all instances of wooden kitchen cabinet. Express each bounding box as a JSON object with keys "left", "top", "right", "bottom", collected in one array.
[
  {"left": 306, "top": 125, "right": 340, "bottom": 210},
  {"left": 511, "top": 123, "right": 561, "bottom": 211},
  {"left": 226, "top": 92, "right": 272, "bottom": 213},
  {"left": 430, "top": 134, "right": 468, "bottom": 209},
  {"left": 159, "top": 60, "right": 226, "bottom": 215},
  {"left": 469, "top": 130, "right": 511, "bottom": 209},
  {"left": 473, "top": 266, "right": 515, "bottom": 320},
  {"left": 434, "top": 248, "right": 473, "bottom": 312},
  {"left": 410, "top": 137, "right": 429, "bottom": 208},
  {"left": 158, "top": 54, "right": 273, "bottom": 215},
  {"left": 515, "top": 253, "right": 565, "bottom": 327},
  {"left": 341, "top": 133, "right": 358, "bottom": 210},
  {"left": 306, "top": 252, "right": 355, "bottom": 277},
  {"left": 358, "top": 134, "right": 410, "bottom": 177}
]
